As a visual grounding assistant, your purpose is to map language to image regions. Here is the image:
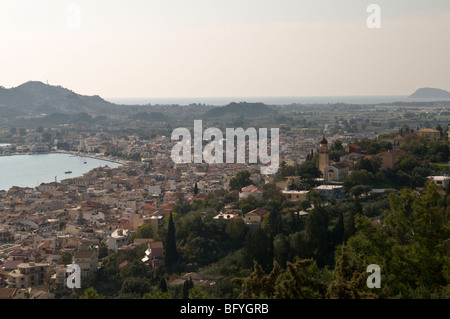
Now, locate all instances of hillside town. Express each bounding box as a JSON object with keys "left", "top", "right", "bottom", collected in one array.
[{"left": 0, "top": 119, "right": 449, "bottom": 299}]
